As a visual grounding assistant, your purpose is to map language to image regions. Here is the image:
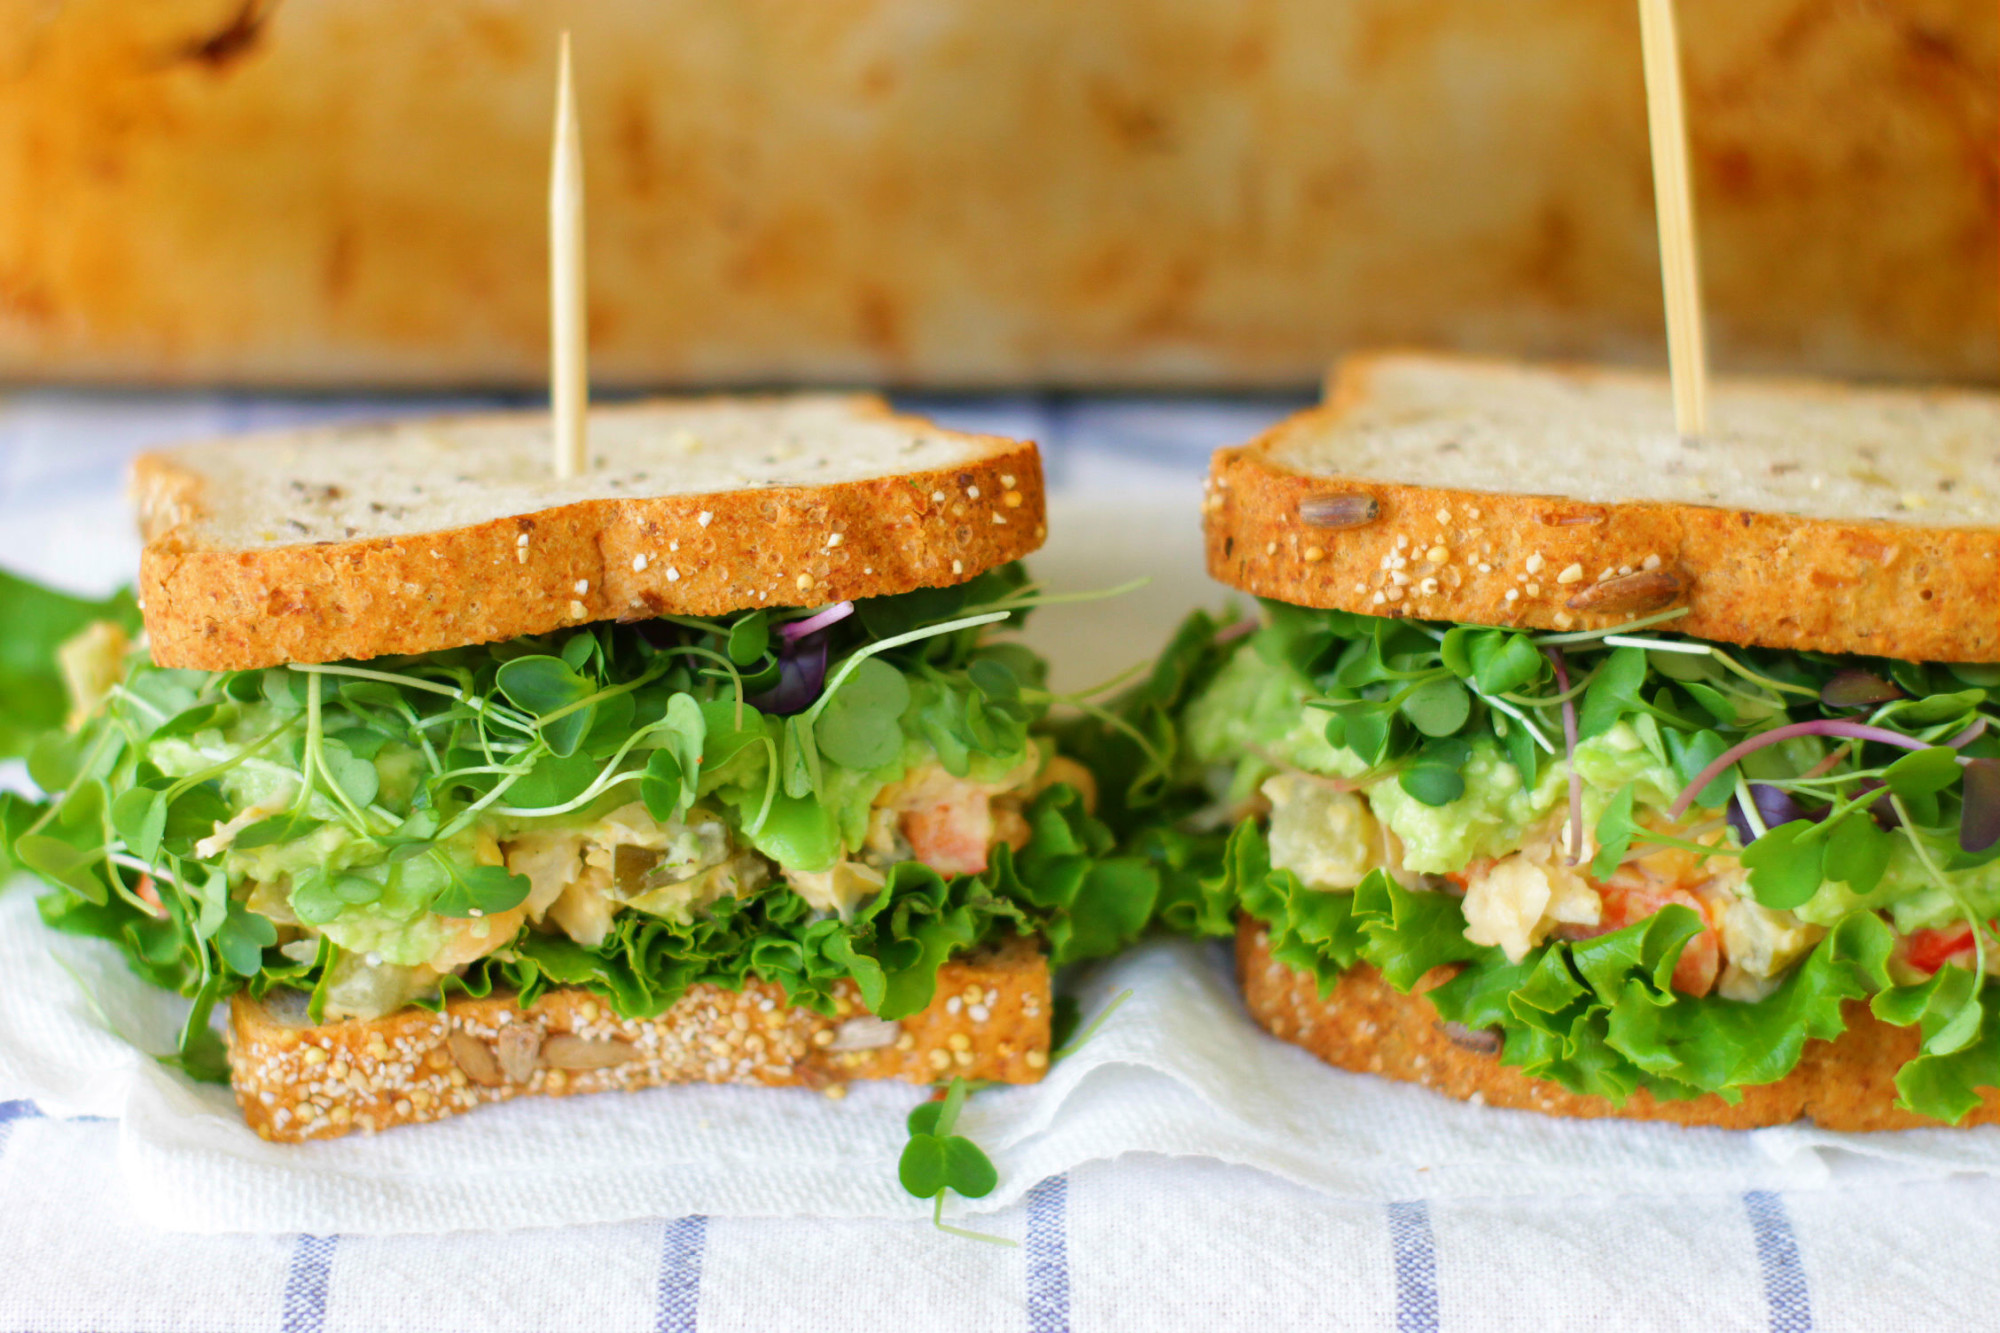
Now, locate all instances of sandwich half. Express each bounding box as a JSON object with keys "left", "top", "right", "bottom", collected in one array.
[
  {"left": 7, "top": 395, "right": 1160, "bottom": 1141},
  {"left": 1138, "top": 352, "right": 2000, "bottom": 1131}
]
